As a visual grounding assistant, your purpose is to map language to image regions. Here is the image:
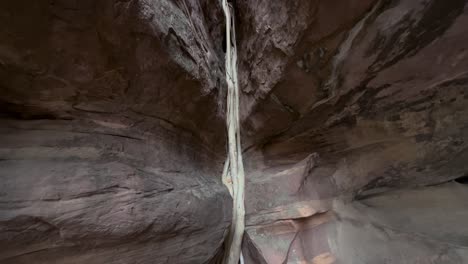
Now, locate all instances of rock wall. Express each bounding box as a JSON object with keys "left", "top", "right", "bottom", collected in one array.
[
  {"left": 0, "top": 1, "right": 230, "bottom": 263},
  {"left": 238, "top": 0, "right": 468, "bottom": 263},
  {"left": 240, "top": 0, "right": 468, "bottom": 264},
  {"left": 1, "top": 0, "right": 468, "bottom": 263}
]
